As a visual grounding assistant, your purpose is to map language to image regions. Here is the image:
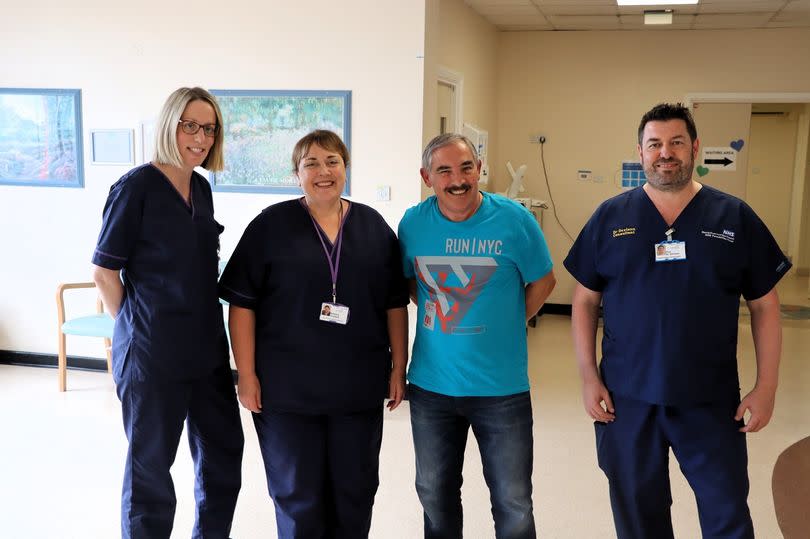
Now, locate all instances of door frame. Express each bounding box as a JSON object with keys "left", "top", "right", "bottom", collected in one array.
[{"left": 437, "top": 65, "right": 464, "bottom": 134}]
